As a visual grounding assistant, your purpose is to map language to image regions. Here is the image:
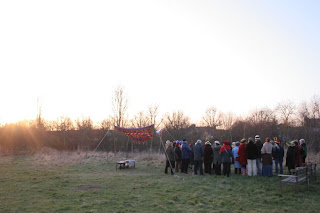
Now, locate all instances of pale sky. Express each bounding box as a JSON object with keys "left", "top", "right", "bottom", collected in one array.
[{"left": 1, "top": 0, "right": 320, "bottom": 124}]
